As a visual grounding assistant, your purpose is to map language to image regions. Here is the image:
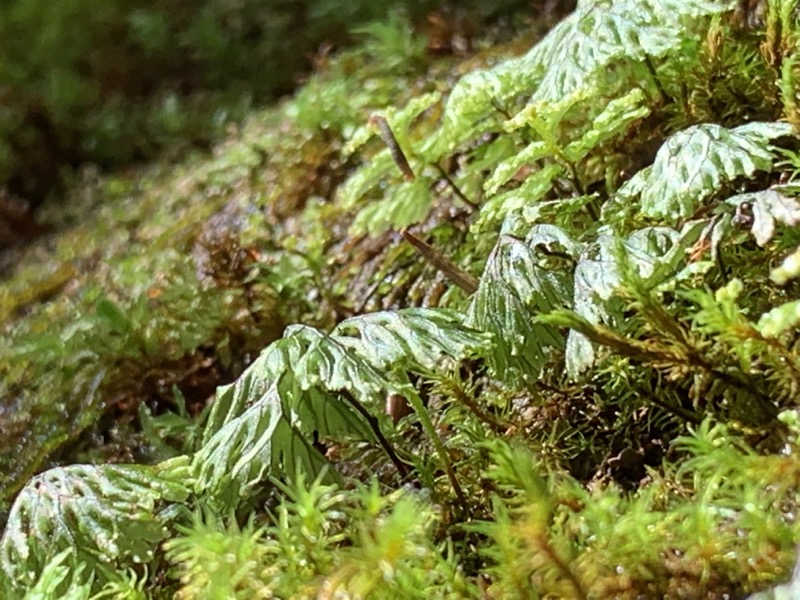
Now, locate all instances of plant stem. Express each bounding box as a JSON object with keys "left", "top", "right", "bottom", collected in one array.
[
  {"left": 434, "top": 163, "right": 480, "bottom": 211},
  {"left": 401, "top": 229, "right": 479, "bottom": 294},
  {"left": 340, "top": 389, "right": 411, "bottom": 478},
  {"left": 644, "top": 56, "right": 671, "bottom": 105},
  {"left": 403, "top": 386, "right": 467, "bottom": 514},
  {"left": 370, "top": 114, "right": 415, "bottom": 181}
]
